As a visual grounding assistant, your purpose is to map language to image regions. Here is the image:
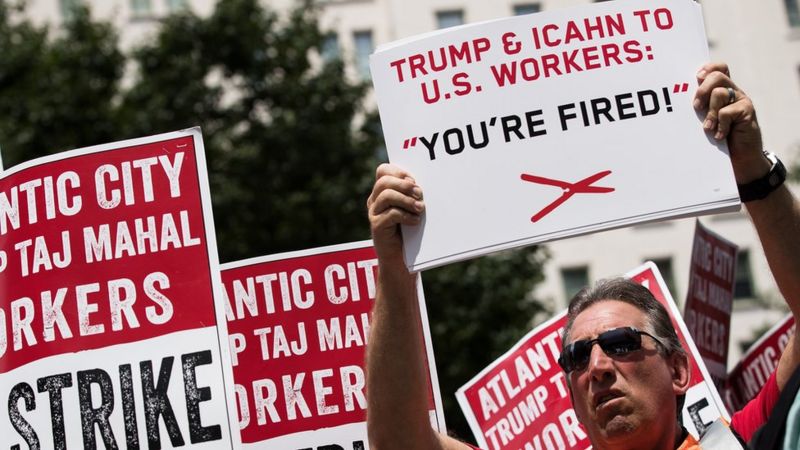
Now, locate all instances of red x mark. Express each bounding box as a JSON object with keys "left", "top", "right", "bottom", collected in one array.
[{"left": 521, "top": 170, "right": 615, "bottom": 222}]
